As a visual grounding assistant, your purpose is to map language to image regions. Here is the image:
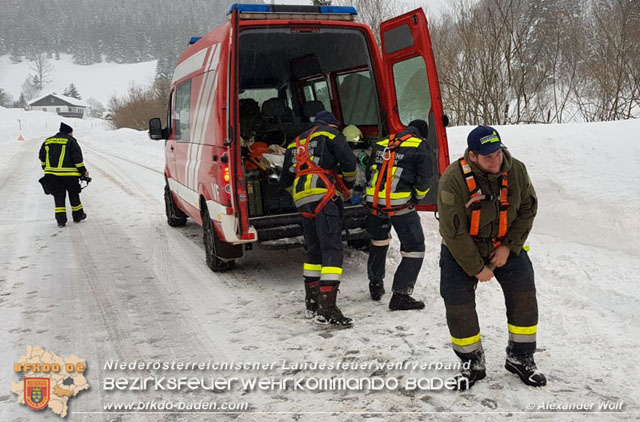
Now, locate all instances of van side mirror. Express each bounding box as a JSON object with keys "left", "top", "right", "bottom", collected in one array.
[
  {"left": 149, "top": 118, "right": 166, "bottom": 140},
  {"left": 442, "top": 114, "right": 450, "bottom": 128}
]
